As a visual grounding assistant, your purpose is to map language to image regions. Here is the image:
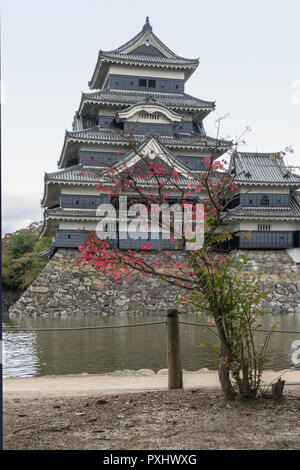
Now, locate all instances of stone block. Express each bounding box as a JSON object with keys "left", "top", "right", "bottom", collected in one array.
[{"left": 31, "top": 287, "right": 49, "bottom": 294}]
